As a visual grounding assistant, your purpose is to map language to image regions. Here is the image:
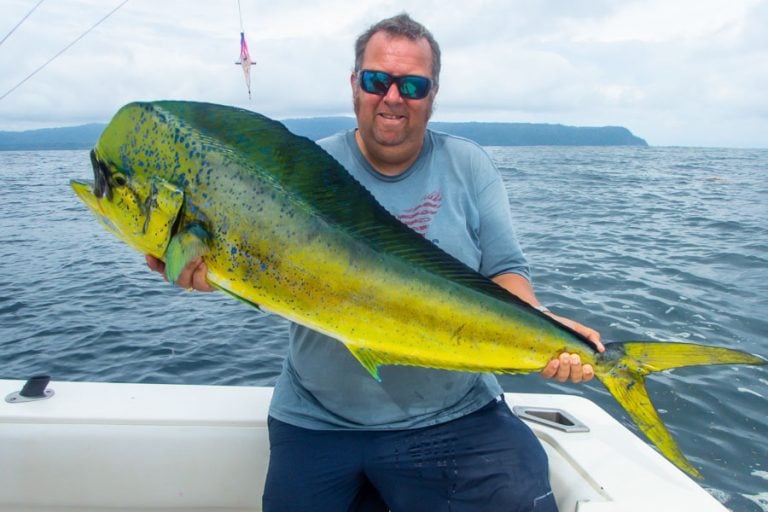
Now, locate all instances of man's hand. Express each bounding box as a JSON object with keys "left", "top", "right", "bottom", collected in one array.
[
  {"left": 145, "top": 254, "right": 214, "bottom": 292},
  {"left": 489, "top": 273, "right": 605, "bottom": 384},
  {"left": 540, "top": 313, "right": 604, "bottom": 383}
]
